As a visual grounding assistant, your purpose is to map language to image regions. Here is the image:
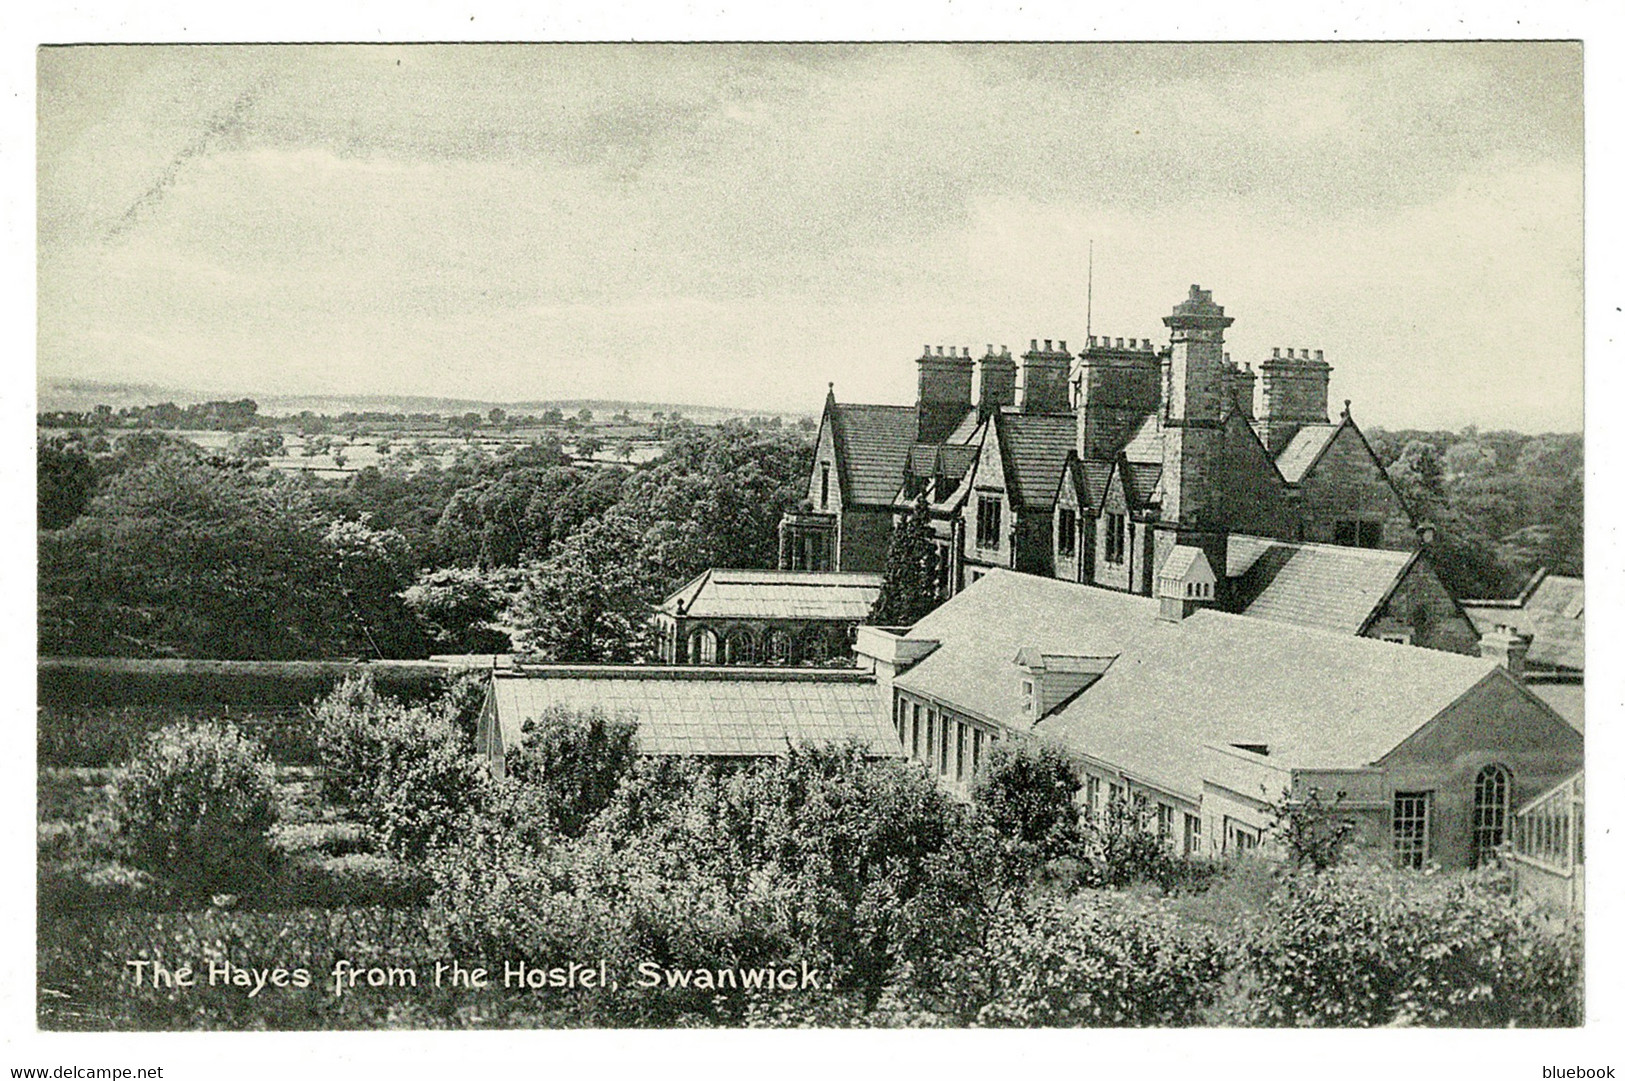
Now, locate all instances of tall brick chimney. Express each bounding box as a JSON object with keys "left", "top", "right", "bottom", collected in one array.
[
  {"left": 1257, "top": 347, "right": 1332, "bottom": 454},
  {"left": 1019, "top": 339, "right": 1072, "bottom": 414},
  {"left": 917, "top": 344, "right": 974, "bottom": 443},
  {"left": 978, "top": 345, "right": 1017, "bottom": 421}
]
